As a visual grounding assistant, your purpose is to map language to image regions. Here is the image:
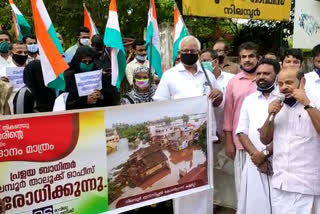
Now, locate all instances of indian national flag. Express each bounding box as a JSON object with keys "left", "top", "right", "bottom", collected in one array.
[
  {"left": 173, "top": 4, "right": 188, "bottom": 65},
  {"left": 9, "top": 0, "right": 31, "bottom": 40},
  {"left": 84, "top": 3, "right": 99, "bottom": 39},
  {"left": 146, "top": 0, "right": 162, "bottom": 78},
  {"left": 31, "top": 0, "right": 69, "bottom": 91},
  {"left": 104, "top": 0, "right": 126, "bottom": 89}
]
